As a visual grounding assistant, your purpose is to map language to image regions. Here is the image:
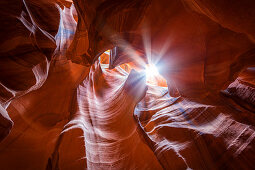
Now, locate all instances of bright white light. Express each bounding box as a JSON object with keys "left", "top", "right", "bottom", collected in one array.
[
  {"left": 145, "top": 64, "right": 159, "bottom": 81},
  {"left": 104, "top": 50, "right": 110, "bottom": 55}
]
